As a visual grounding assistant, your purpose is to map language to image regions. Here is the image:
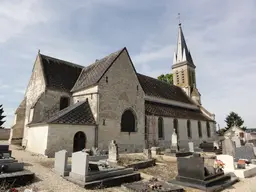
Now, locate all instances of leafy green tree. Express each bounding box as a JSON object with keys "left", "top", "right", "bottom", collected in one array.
[
  {"left": 0, "top": 105, "right": 5, "bottom": 128},
  {"left": 225, "top": 111, "right": 246, "bottom": 130},
  {"left": 157, "top": 73, "right": 173, "bottom": 84}
]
